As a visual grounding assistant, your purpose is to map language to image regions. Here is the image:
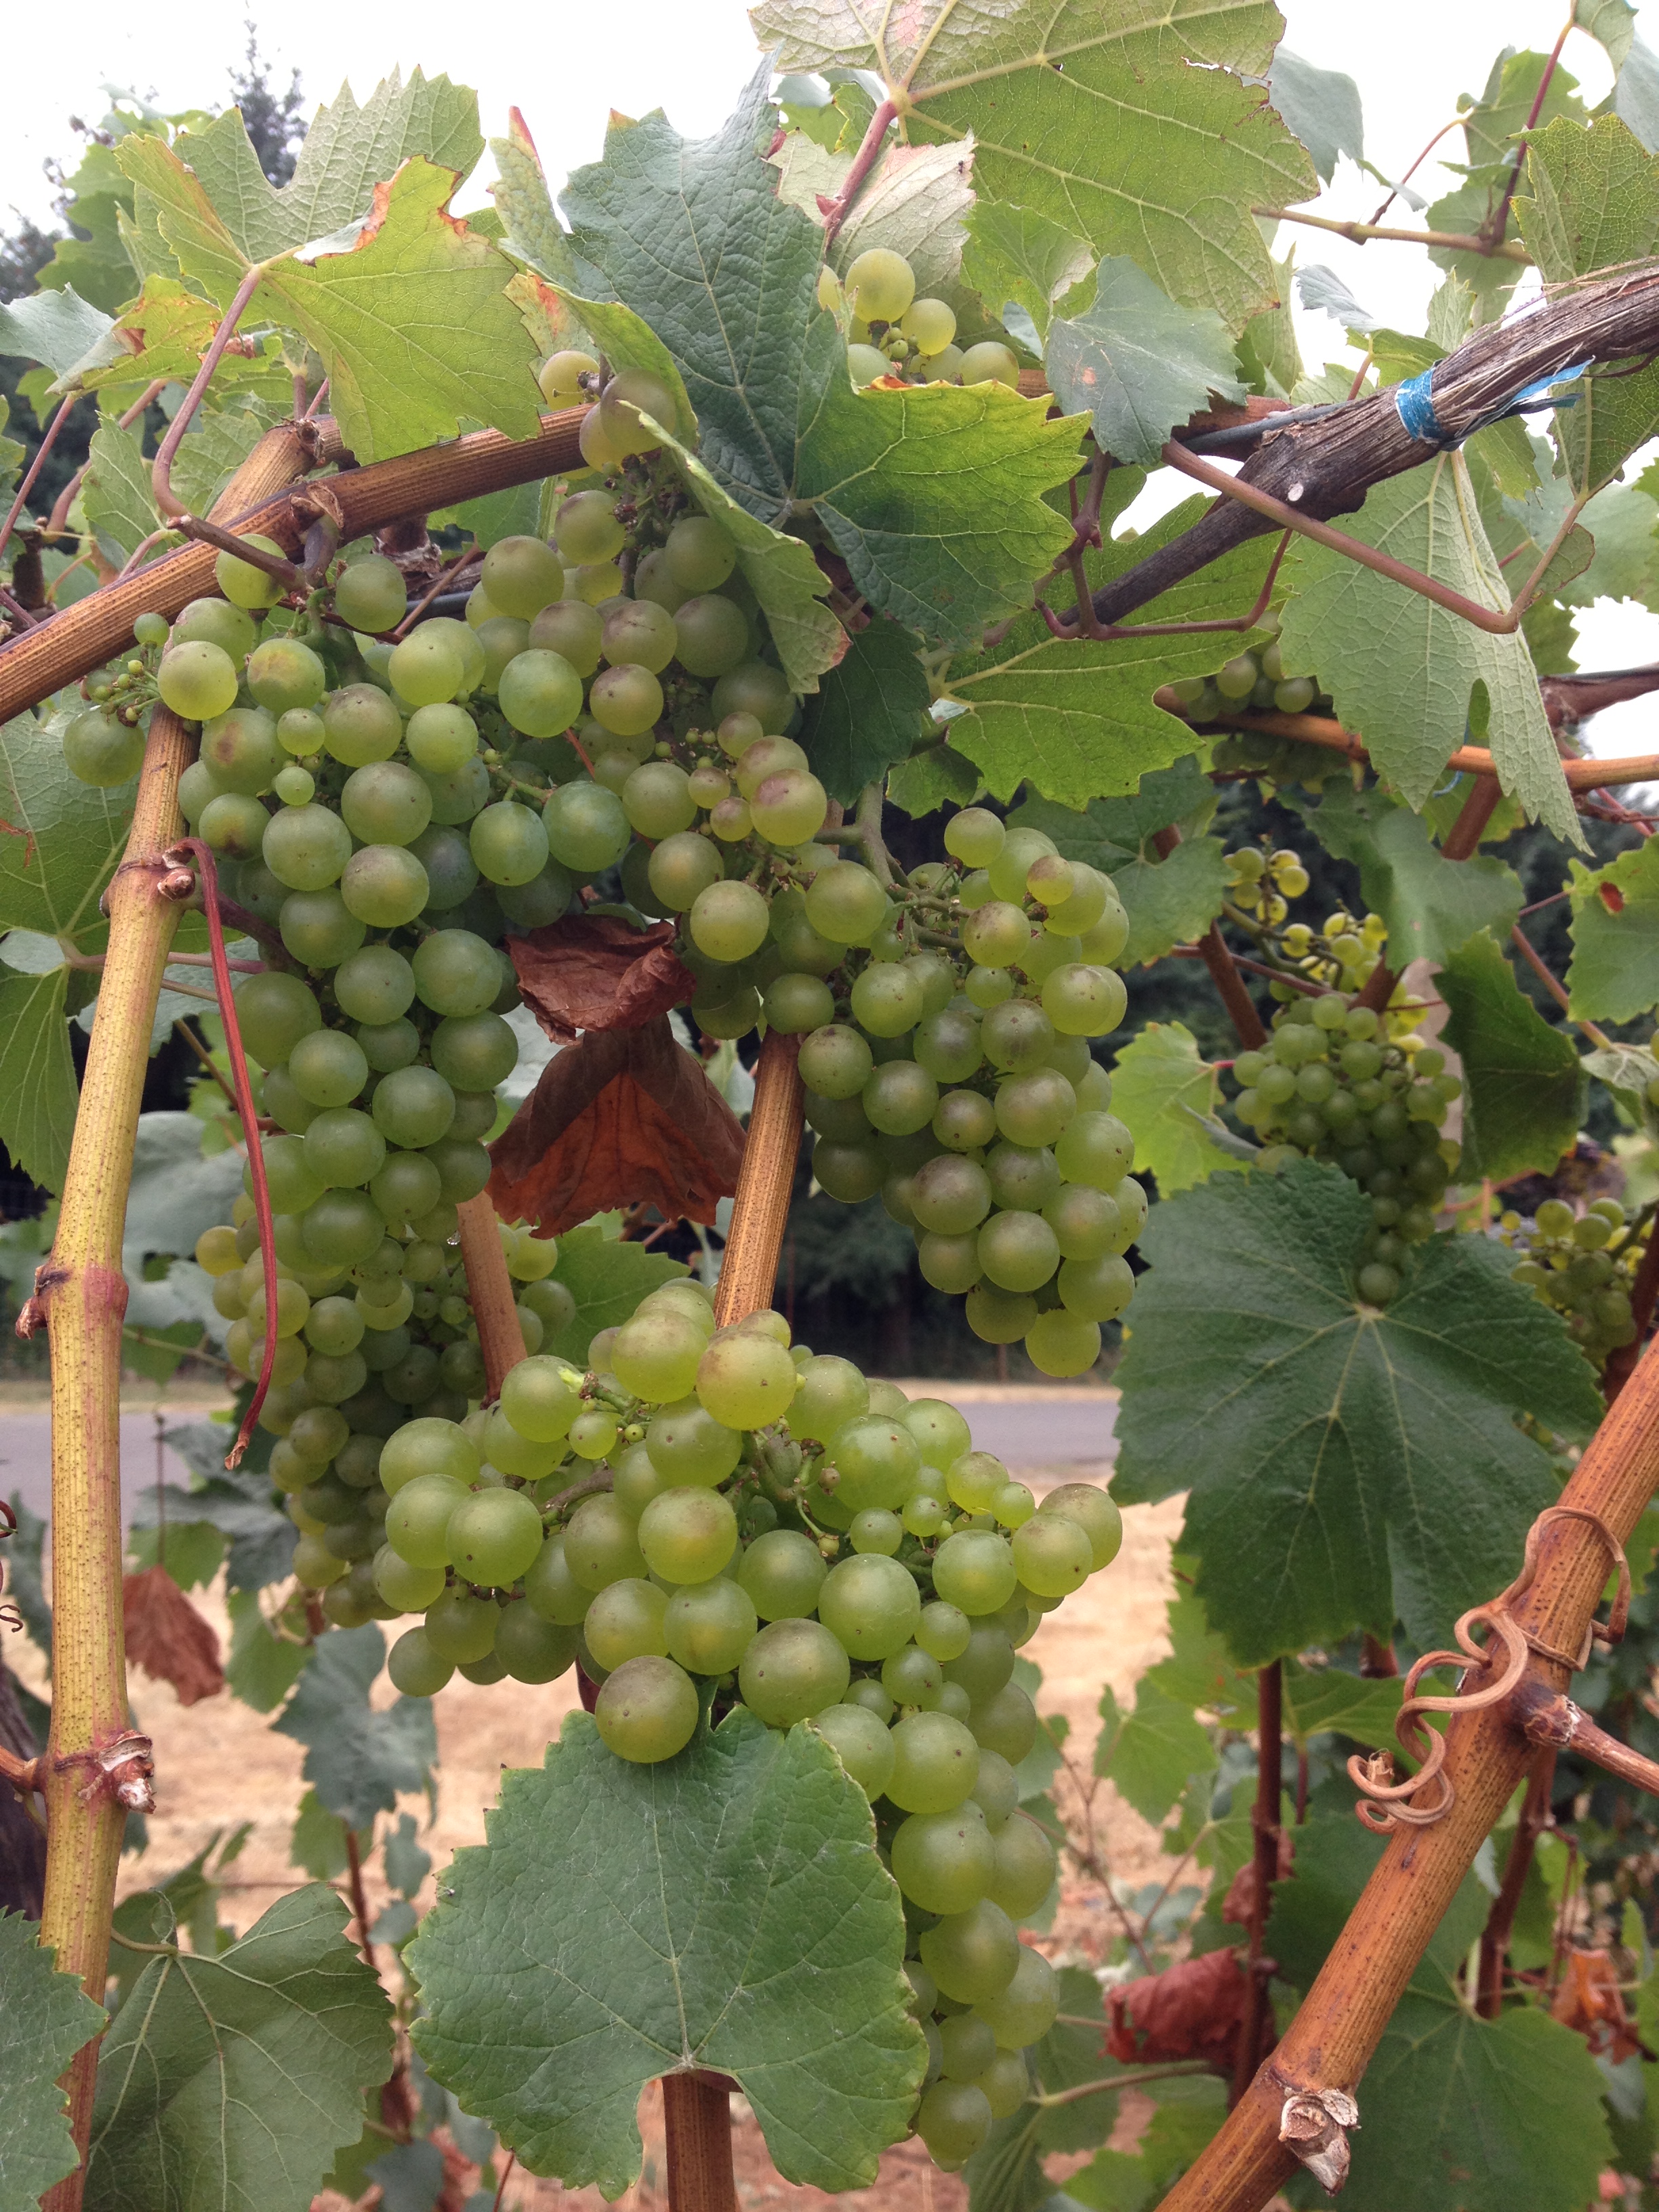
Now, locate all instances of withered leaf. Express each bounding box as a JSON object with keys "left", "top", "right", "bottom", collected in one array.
[
  {"left": 1107, "top": 1945, "right": 1250, "bottom": 2071},
  {"left": 123, "top": 1565, "right": 224, "bottom": 1706},
  {"left": 488, "top": 1015, "right": 745, "bottom": 1236},
  {"left": 508, "top": 914, "right": 695, "bottom": 1043},
  {"left": 1222, "top": 1831, "right": 1295, "bottom": 1928}
]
